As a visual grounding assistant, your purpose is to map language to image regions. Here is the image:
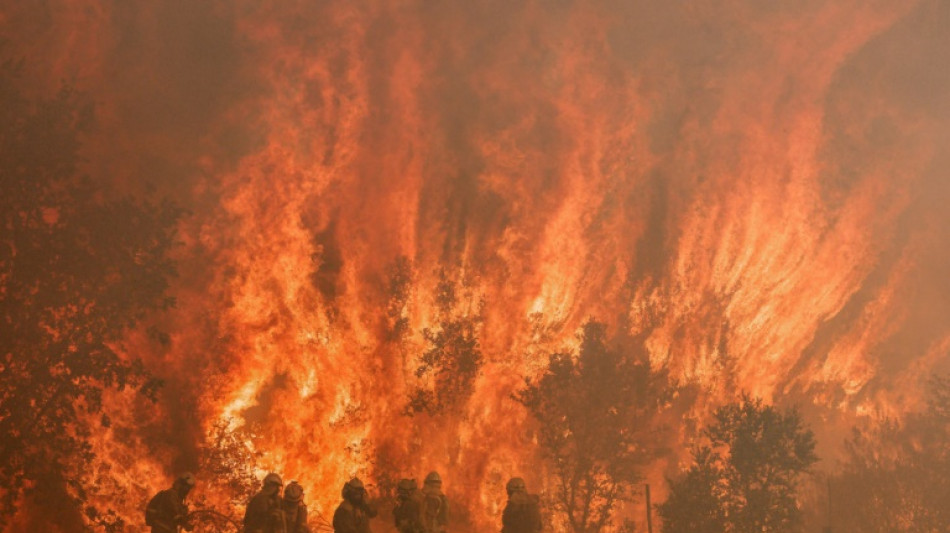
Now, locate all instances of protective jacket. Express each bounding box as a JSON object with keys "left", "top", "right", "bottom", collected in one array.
[
  {"left": 332, "top": 499, "right": 377, "bottom": 533},
  {"left": 393, "top": 490, "right": 424, "bottom": 533},
  {"left": 282, "top": 499, "right": 310, "bottom": 533},
  {"left": 420, "top": 487, "right": 448, "bottom": 533},
  {"left": 245, "top": 491, "right": 286, "bottom": 533},
  {"left": 501, "top": 492, "right": 542, "bottom": 533},
  {"left": 145, "top": 489, "right": 192, "bottom": 533}
]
